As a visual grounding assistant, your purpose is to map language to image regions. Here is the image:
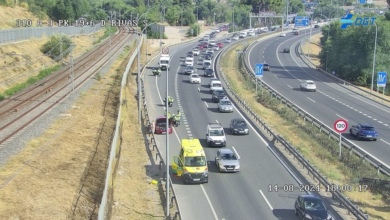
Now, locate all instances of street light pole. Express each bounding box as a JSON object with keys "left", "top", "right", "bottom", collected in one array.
[
  {"left": 180, "top": 6, "right": 184, "bottom": 40},
  {"left": 197, "top": 6, "right": 199, "bottom": 36},
  {"left": 371, "top": 22, "right": 378, "bottom": 92},
  {"left": 286, "top": 0, "right": 289, "bottom": 29},
  {"left": 165, "top": 57, "right": 170, "bottom": 220},
  {"left": 233, "top": 6, "right": 235, "bottom": 33}
]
